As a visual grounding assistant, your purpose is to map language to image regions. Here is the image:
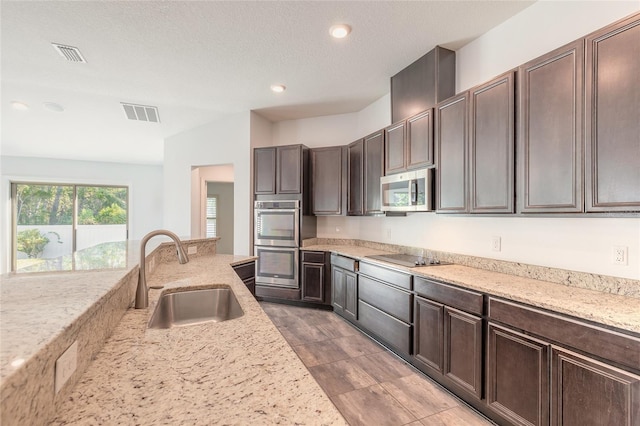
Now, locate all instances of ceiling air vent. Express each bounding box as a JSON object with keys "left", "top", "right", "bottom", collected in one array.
[
  {"left": 52, "top": 43, "right": 86, "bottom": 63},
  {"left": 121, "top": 103, "right": 161, "bottom": 123}
]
